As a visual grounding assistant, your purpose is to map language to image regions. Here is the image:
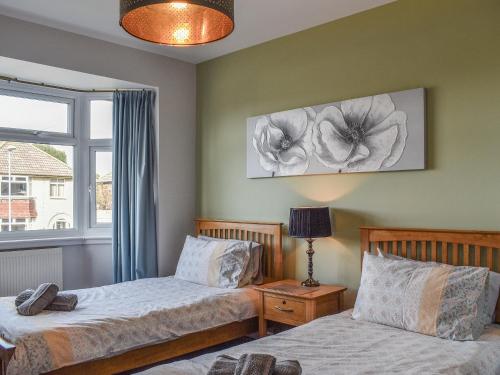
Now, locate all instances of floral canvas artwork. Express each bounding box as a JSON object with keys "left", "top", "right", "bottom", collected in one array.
[{"left": 247, "top": 88, "right": 425, "bottom": 178}]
